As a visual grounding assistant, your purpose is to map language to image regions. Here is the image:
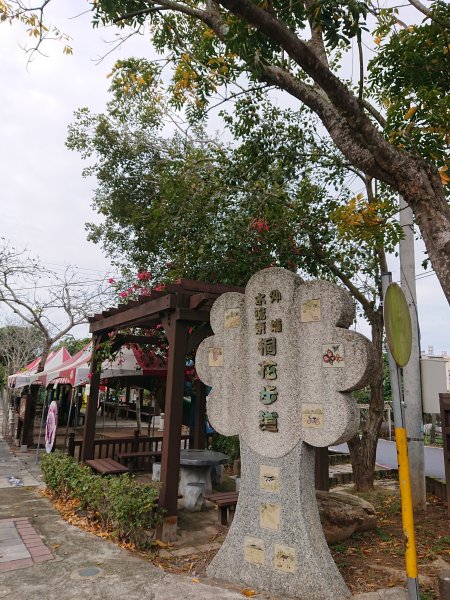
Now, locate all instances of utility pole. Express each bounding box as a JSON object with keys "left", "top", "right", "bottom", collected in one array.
[{"left": 399, "top": 197, "right": 426, "bottom": 511}]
